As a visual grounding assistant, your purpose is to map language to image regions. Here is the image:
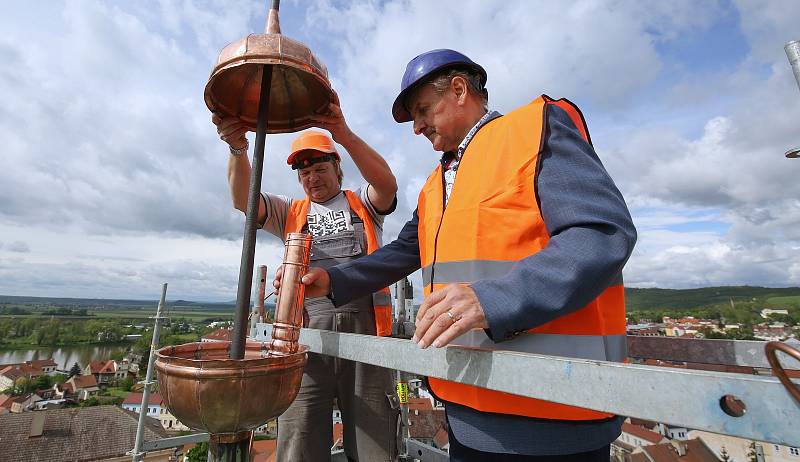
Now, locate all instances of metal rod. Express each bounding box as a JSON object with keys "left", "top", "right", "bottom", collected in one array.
[
  {"left": 209, "top": 434, "right": 252, "bottom": 462},
  {"left": 130, "top": 283, "right": 169, "bottom": 462},
  {"left": 230, "top": 64, "right": 274, "bottom": 360},
  {"left": 255, "top": 325, "right": 800, "bottom": 445},
  {"left": 786, "top": 40, "right": 800, "bottom": 92}
]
